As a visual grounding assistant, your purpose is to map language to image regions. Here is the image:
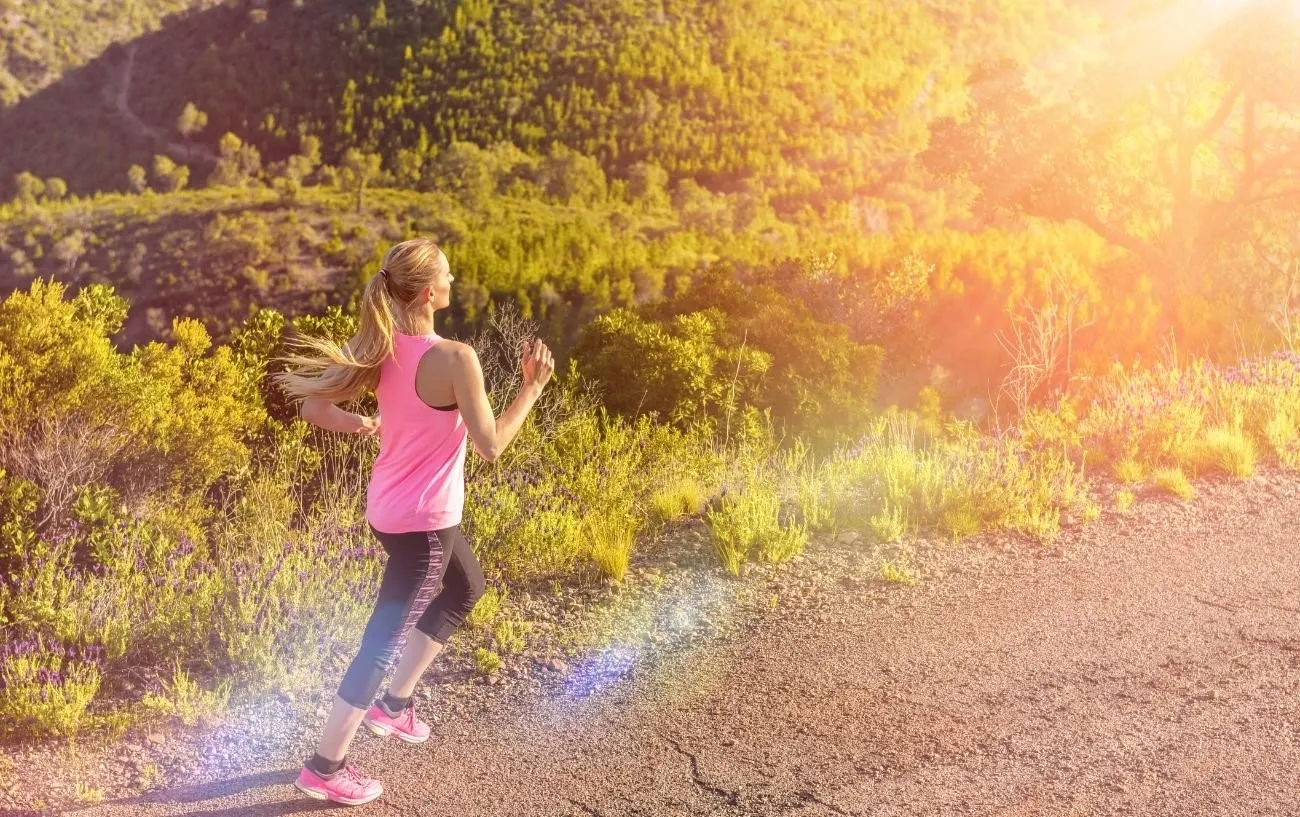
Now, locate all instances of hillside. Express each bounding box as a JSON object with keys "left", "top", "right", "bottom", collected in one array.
[
  {"left": 0, "top": 184, "right": 757, "bottom": 347},
  {"left": 0, "top": 0, "right": 1081, "bottom": 209},
  {"left": 0, "top": 0, "right": 217, "bottom": 105}
]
